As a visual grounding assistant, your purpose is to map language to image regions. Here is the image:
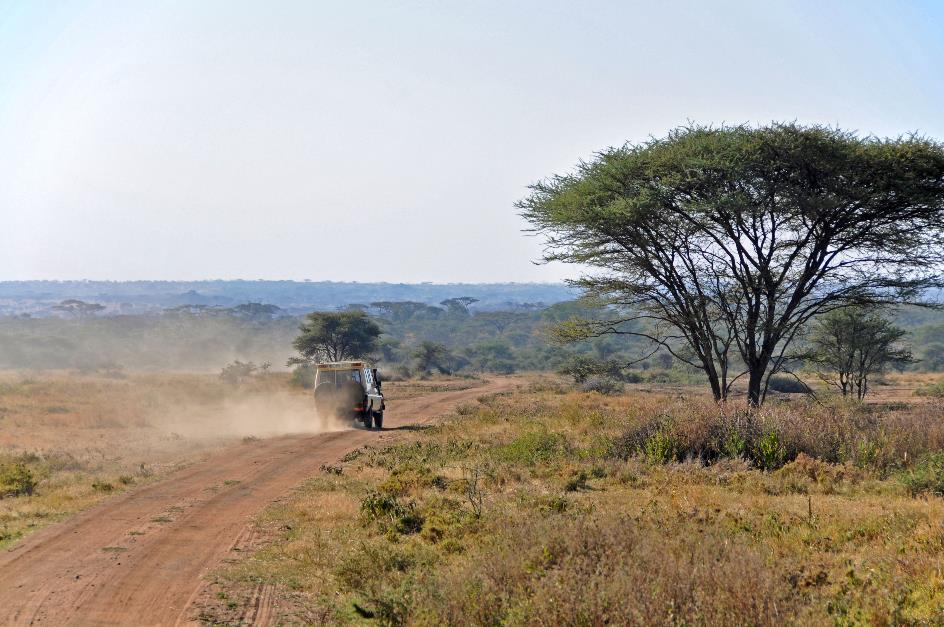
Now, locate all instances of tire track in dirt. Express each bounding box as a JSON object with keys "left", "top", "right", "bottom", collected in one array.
[{"left": 0, "top": 378, "right": 516, "bottom": 626}]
